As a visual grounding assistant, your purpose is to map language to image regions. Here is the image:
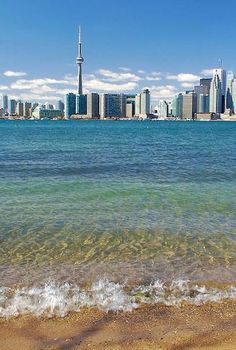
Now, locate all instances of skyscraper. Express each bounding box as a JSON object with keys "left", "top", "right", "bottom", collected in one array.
[
  {"left": 155, "top": 100, "right": 169, "bottom": 118},
  {"left": 140, "top": 89, "right": 151, "bottom": 117},
  {"left": 87, "top": 93, "right": 99, "bottom": 118},
  {"left": 2, "top": 95, "right": 8, "bottom": 114},
  {"left": 99, "top": 94, "right": 126, "bottom": 119},
  {"left": 126, "top": 95, "right": 136, "bottom": 118},
  {"left": 76, "top": 94, "right": 87, "bottom": 115},
  {"left": 135, "top": 89, "right": 151, "bottom": 118},
  {"left": 9, "top": 99, "right": 17, "bottom": 115},
  {"left": 209, "top": 72, "right": 222, "bottom": 114},
  {"left": 225, "top": 71, "right": 235, "bottom": 111},
  {"left": 56, "top": 100, "right": 65, "bottom": 112},
  {"left": 16, "top": 101, "right": 24, "bottom": 116},
  {"left": 182, "top": 92, "right": 197, "bottom": 119},
  {"left": 211, "top": 68, "right": 226, "bottom": 112},
  {"left": 76, "top": 27, "right": 84, "bottom": 95},
  {"left": 24, "top": 102, "right": 32, "bottom": 117},
  {"left": 65, "top": 93, "right": 76, "bottom": 119}
]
